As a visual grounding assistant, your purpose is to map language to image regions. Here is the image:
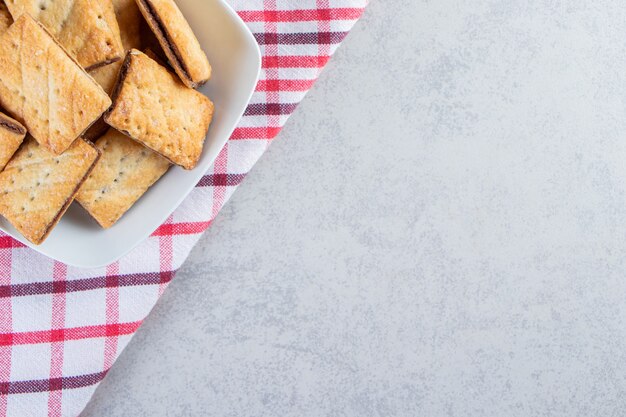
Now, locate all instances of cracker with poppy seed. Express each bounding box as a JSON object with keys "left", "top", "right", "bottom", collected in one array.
[
  {"left": 0, "top": 14, "right": 112, "bottom": 154},
  {"left": 5, "top": 0, "right": 124, "bottom": 70},
  {"left": 76, "top": 128, "right": 170, "bottom": 228},
  {"left": 0, "top": 137, "right": 100, "bottom": 244},
  {"left": 104, "top": 50, "right": 213, "bottom": 169}
]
